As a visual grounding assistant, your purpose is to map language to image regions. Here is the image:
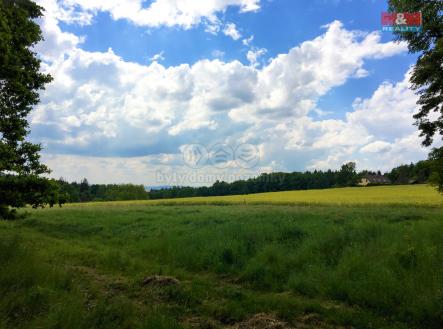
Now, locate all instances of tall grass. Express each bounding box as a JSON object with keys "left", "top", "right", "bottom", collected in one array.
[{"left": 1, "top": 202, "right": 442, "bottom": 328}]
